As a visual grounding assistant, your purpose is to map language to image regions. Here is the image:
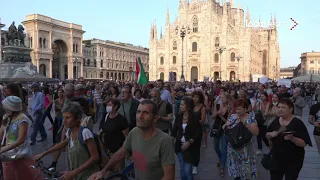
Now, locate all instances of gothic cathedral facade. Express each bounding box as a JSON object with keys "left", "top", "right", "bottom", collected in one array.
[{"left": 149, "top": 0, "right": 280, "bottom": 82}]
